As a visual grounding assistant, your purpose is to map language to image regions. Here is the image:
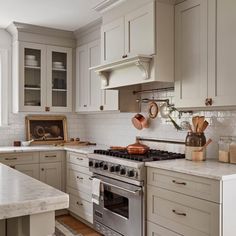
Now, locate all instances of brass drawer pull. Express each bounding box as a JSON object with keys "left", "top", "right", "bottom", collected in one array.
[
  {"left": 77, "top": 176, "right": 83, "bottom": 180},
  {"left": 172, "top": 209, "right": 186, "bottom": 216},
  {"left": 5, "top": 157, "right": 17, "bottom": 161},
  {"left": 172, "top": 180, "right": 186, "bottom": 185},
  {"left": 76, "top": 202, "right": 83, "bottom": 206},
  {"left": 89, "top": 177, "right": 93, "bottom": 181},
  {"left": 45, "top": 155, "right": 57, "bottom": 158},
  {"left": 9, "top": 165, "right": 15, "bottom": 169},
  {"left": 77, "top": 158, "right": 84, "bottom": 161}
]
